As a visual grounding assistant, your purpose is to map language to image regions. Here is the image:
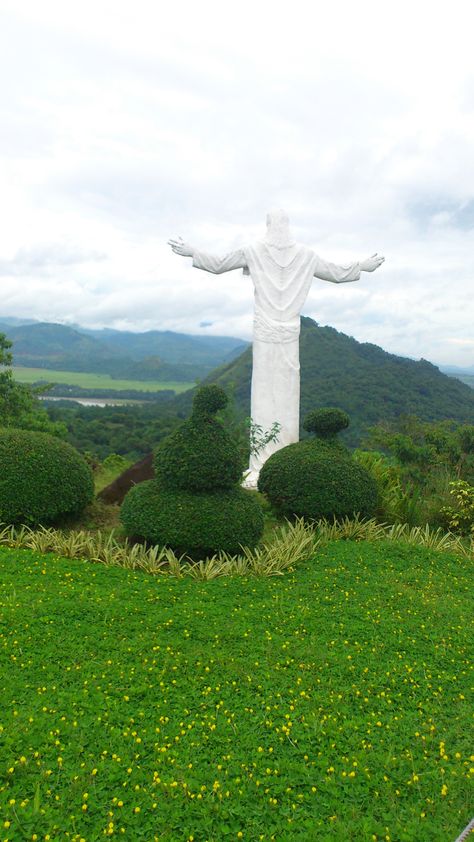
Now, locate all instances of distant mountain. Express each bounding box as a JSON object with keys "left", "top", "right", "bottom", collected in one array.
[
  {"left": 439, "top": 365, "right": 474, "bottom": 389},
  {"left": 0, "top": 322, "right": 130, "bottom": 374},
  {"left": 447, "top": 374, "right": 474, "bottom": 390},
  {"left": 439, "top": 364, "right": 474, "bottom": 375},
  {"left": 0, "top": 321, "right": 249, "bottom": 380},
  {"left": 0, "top": 316, "right": 38, "bottom": 328},
  {"left": 173, "top": 317, "right": 474, "bottom": 446},
  {"left": 76, "top": 327, "right": 248, "bottom": 367}
]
